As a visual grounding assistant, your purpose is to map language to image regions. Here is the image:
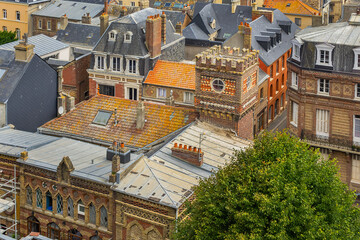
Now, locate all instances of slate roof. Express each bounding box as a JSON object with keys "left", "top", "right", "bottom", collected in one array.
[
  {"left": 116, "top": 121, "right": 252, "bottom": 208},
  {"left": 0, "top": 34, "right": 69, "bottom": 57},
  {"left": 93, "top": 8, "right": 183, "bottom": 56},
  {"left": 249, "top": 10, "right": 299, "bottom": 66},
  {"left": 32, "top": 0, "right": 104, "bottom": 21},
  {"left": 263, "top": 0, "right": 319, "bottom": 16},
  {"left": 162, "top": 10, "right": 187, "bottom": 27},
  {"left": 258, "top": 69, "right": 269, "bottom": 86},
  {"left": 0, "top": 0, "right": 50, "bottom": 5},
  {"left": 39, "top": 95, "right": 198, "bottom": 148},
  {"left": 144, "top": 60, "right": 195, "bottom": 90},
  {"left": 56, "top": 23, "right": 101, "bottom": 48}
]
